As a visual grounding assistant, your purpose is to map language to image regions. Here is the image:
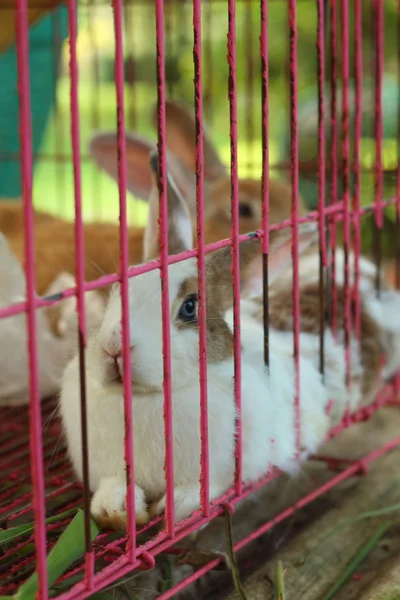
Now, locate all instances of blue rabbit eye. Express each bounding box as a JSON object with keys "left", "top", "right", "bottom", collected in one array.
[{"left": 178, "top": 294, "right": 198, "bottom": 322}]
